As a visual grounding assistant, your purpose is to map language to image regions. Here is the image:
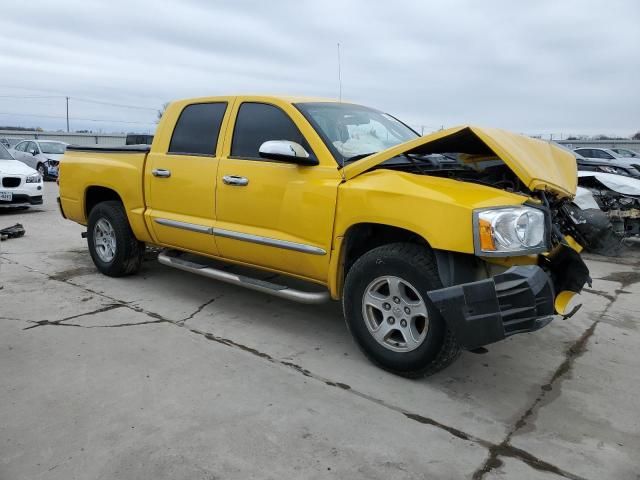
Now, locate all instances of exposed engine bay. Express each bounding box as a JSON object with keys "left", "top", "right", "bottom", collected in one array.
[{"left": 371, "top": 128, "right": 627, "bottom": 257}]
